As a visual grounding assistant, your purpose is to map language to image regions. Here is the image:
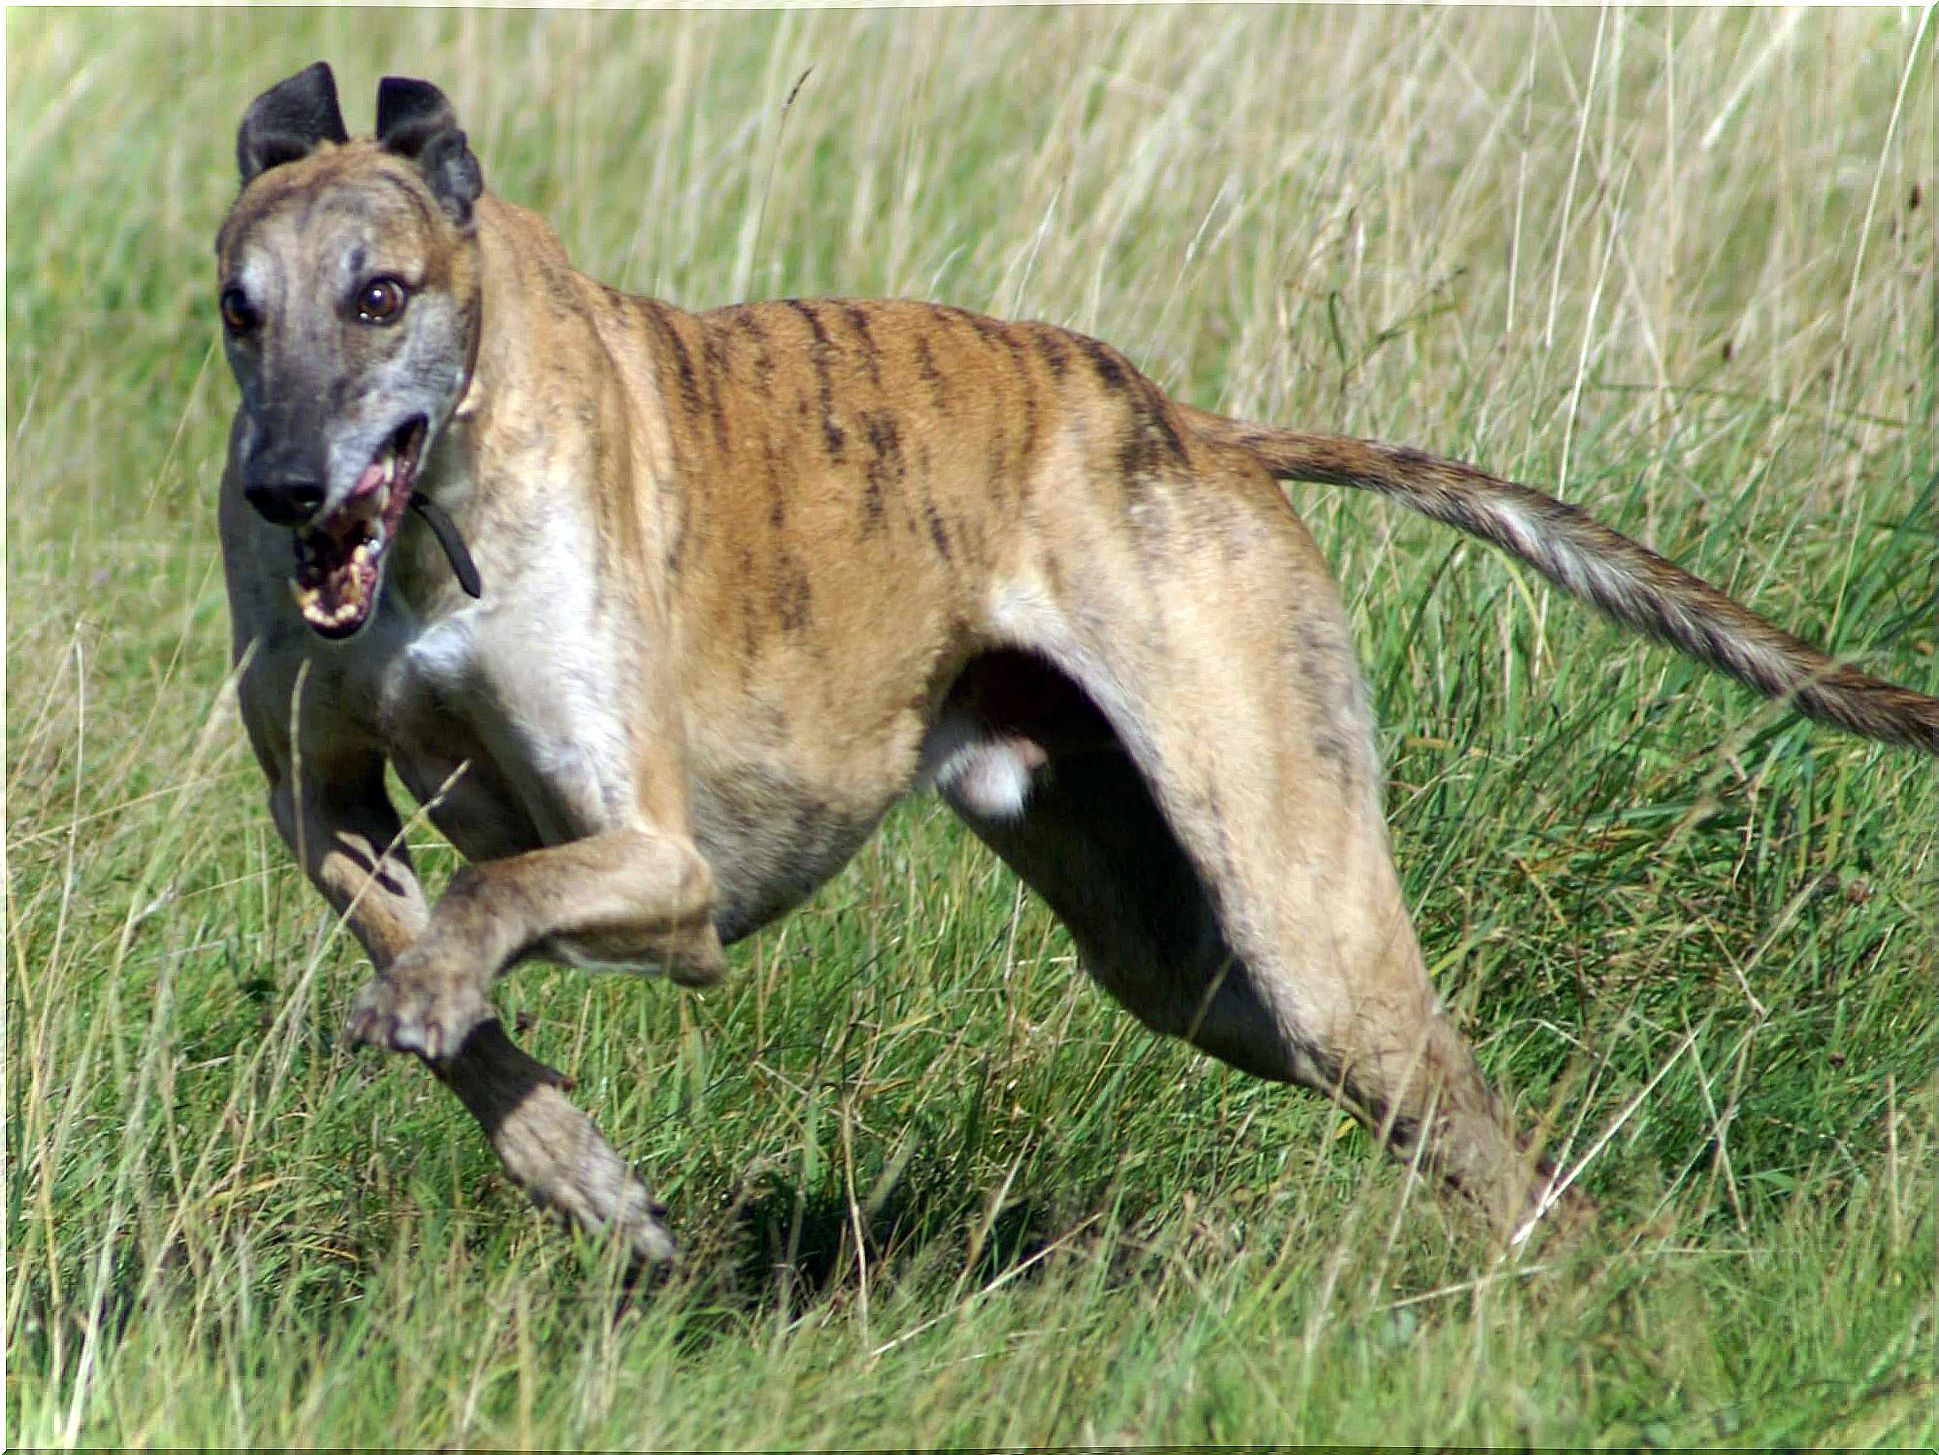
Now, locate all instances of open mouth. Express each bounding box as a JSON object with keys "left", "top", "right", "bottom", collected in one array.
[{"left": 291, "top": 416, "right": 427, "bottom": 638}]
